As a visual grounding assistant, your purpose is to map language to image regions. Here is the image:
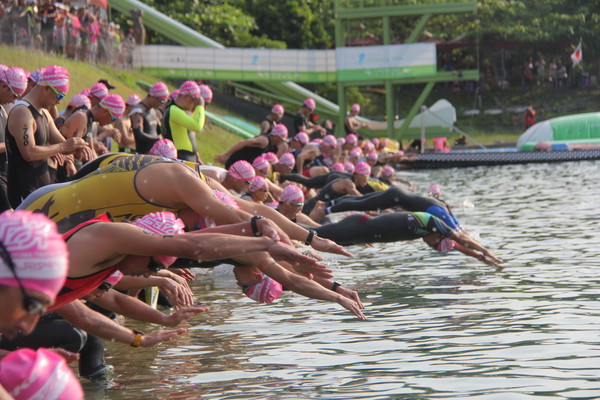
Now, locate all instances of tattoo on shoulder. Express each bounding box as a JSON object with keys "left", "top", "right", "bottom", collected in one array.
[{"left": 22, "top": 125, "right": 29, "bottom": 146}]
